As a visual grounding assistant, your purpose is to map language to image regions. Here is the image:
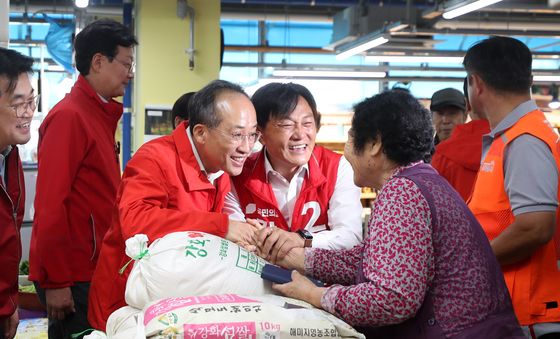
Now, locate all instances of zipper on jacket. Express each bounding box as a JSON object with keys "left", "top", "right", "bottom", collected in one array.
[
  {"left": 90, "top": 213, "right": 97, "bottom": 261},
  {"left": 1, "top": 178, "right": 21, "bottom": 261},
  {"left": 15, "top": 164, "right": 22, "bottom": 260}
]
